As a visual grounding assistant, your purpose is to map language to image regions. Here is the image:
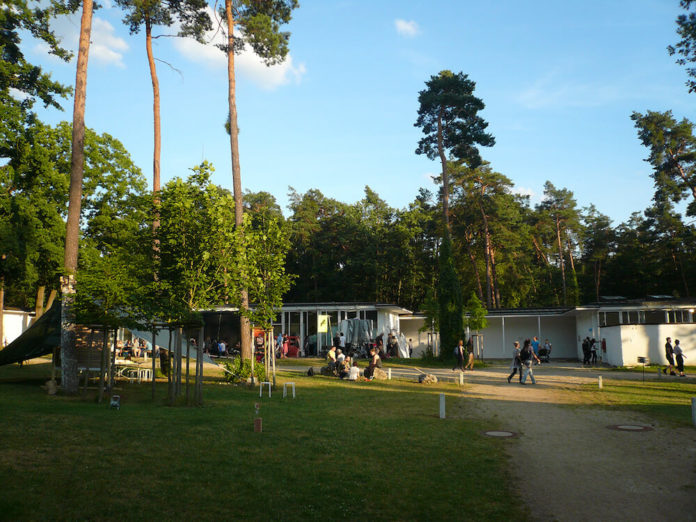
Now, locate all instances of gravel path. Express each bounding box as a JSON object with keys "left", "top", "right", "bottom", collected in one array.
[{"left": 457, "top": 365, "right": 696, "bottom": 521}]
